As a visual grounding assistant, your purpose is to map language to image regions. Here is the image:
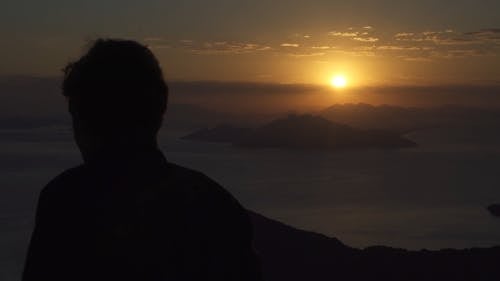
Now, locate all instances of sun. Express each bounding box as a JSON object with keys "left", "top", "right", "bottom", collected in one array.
[{"left": 331, "top": 75, "right": 347, "bottom": 88}]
